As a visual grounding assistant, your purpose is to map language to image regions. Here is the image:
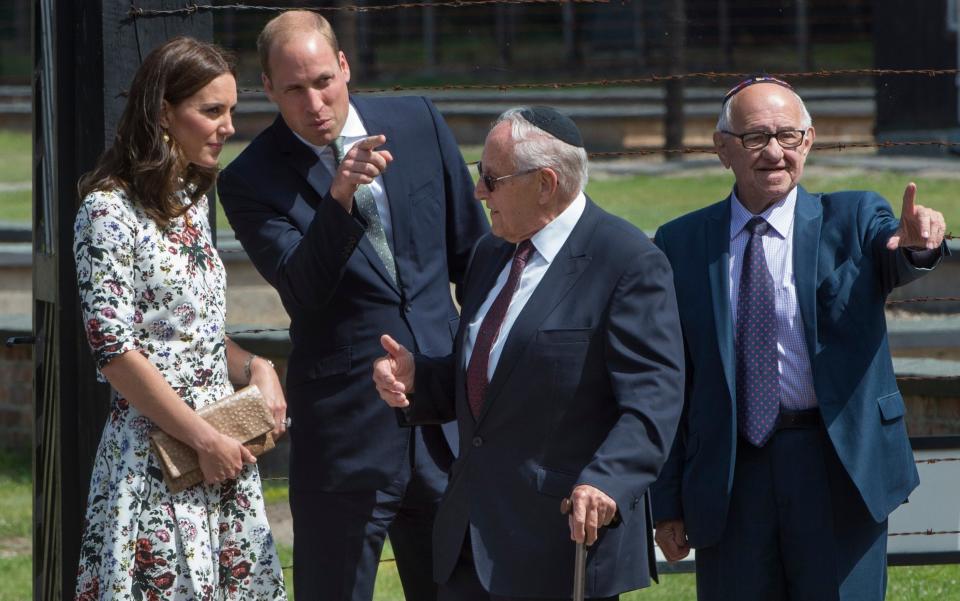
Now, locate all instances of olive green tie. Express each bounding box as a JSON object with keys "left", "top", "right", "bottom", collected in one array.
[{"left": 330, "top": 136, "right": 397, "bottom": 285}]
